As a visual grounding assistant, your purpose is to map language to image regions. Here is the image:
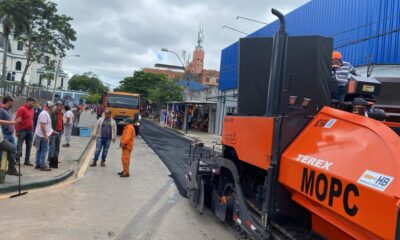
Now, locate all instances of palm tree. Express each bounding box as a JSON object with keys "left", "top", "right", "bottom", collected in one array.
[
  {"left": 0, "top": 0, "right": 28, "bottom": 83},
  {"left": 1, "top": 15, "right": 13, "bottom": 82}
]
